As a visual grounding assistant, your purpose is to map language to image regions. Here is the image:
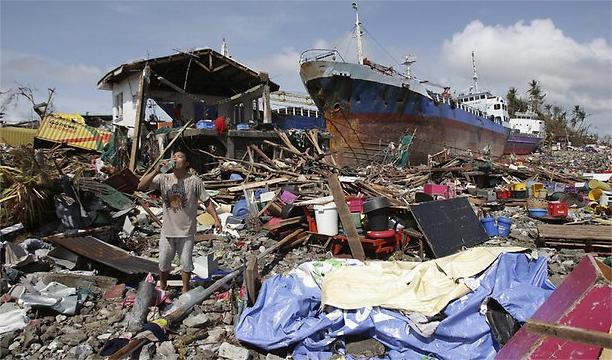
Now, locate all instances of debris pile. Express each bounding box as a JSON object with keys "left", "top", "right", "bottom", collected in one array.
[{"left": 0, "top": 142, "right": 611, "bottom": 360}]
